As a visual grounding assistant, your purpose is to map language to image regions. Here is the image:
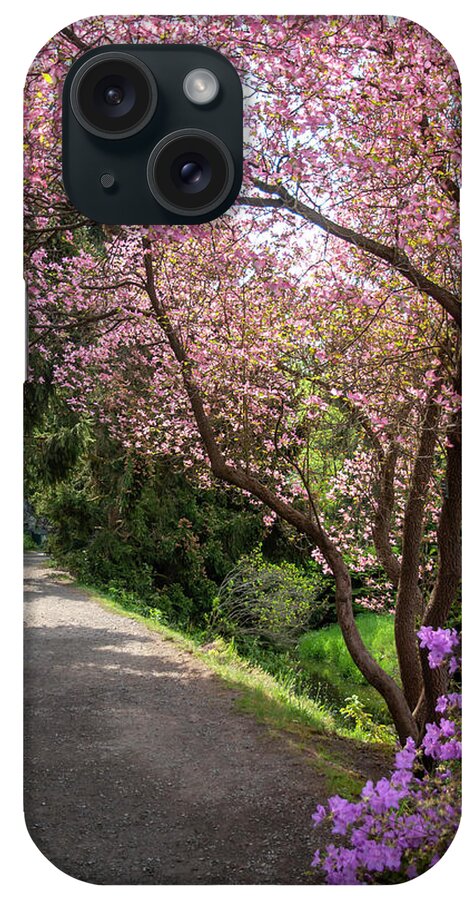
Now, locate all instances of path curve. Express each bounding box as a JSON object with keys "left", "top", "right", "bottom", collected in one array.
[{"left": 24, "top": 553, "right": 331, "bottom": 884}]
